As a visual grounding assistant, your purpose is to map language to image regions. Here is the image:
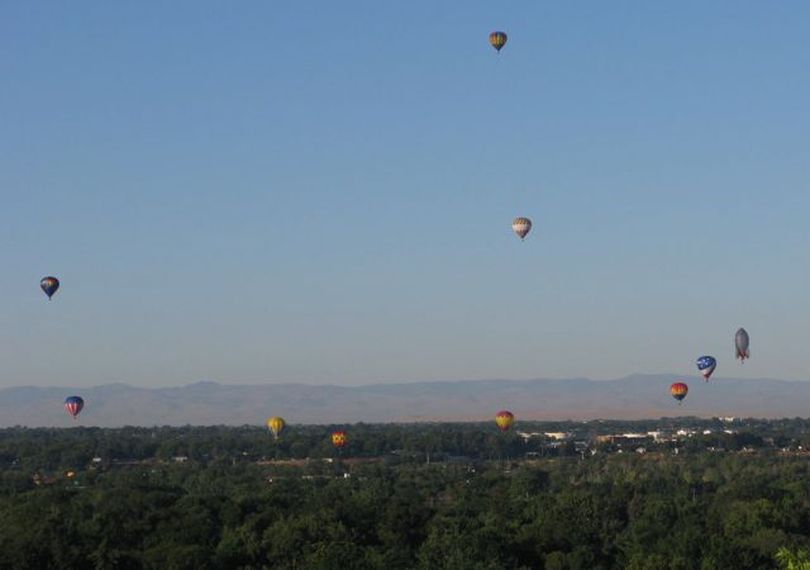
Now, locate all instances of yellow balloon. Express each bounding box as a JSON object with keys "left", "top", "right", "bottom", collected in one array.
[
  {"left": 495, "top": 410, "right": 514, "bottom": 432},
  {"left": 267, "top": 416, "right": 286, "bottom": 439}
]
